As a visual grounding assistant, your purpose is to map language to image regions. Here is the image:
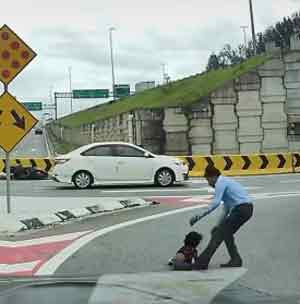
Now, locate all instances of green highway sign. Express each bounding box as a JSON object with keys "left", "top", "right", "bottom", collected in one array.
[
  {"left": 114, "top": 84, "right": 130, "bottom": 98},
  {"left": 73, "top": 89, "right": 109, "bottom": 99},
  {"left": 22, "top": 102, "right": 43, "bottom": 111}
]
